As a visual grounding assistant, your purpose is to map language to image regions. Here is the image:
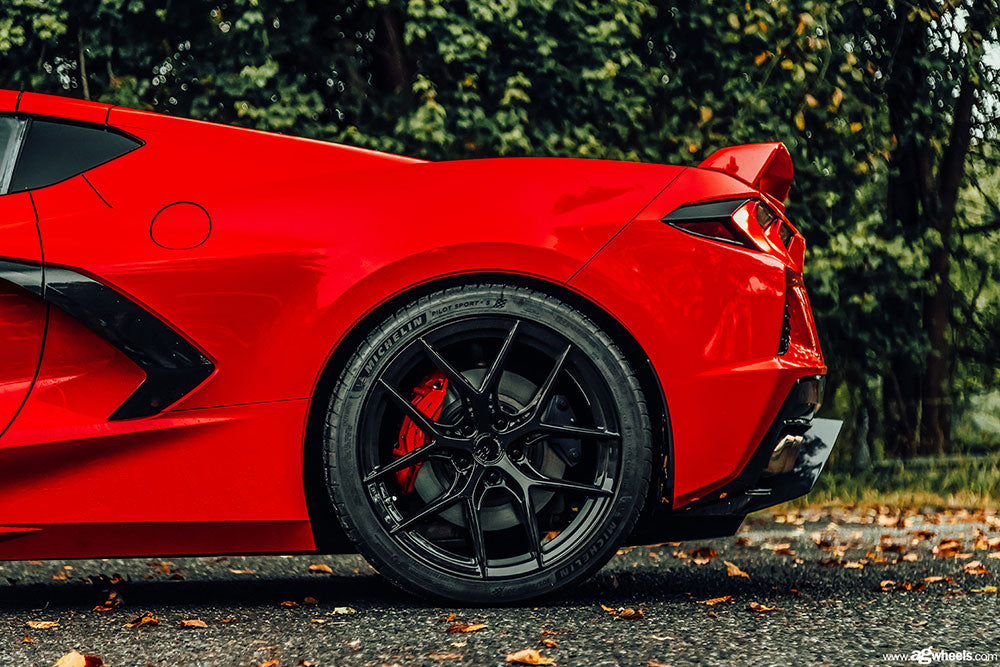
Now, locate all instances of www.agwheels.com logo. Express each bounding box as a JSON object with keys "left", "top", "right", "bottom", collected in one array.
[{"left": 883, "top": 647, "right": 1000, "bottom": 664}]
